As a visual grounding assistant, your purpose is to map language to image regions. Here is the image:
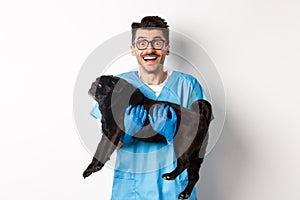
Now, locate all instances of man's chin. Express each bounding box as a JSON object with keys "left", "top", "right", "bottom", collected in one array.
[{"left": 140, "top": 63, "right": 163, "bottom": 73}]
